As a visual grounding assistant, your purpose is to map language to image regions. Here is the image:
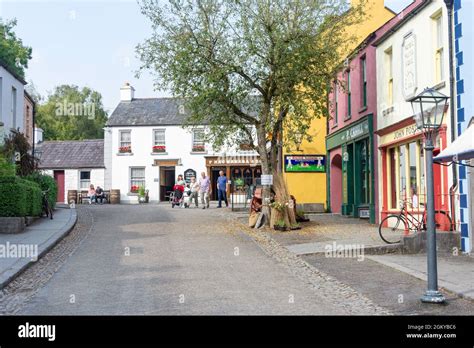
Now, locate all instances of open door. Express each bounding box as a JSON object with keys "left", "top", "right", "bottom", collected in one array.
[{"left": 159, "top": 166, "right": 175, "bottom": 201}]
